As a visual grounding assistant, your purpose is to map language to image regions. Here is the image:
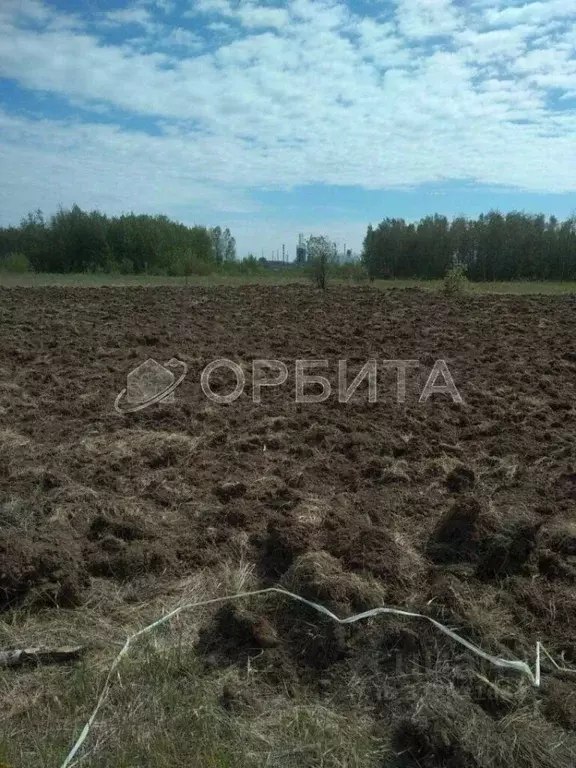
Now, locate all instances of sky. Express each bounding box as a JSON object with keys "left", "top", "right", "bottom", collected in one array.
[{"left": 0, "top": 0, "right": 575, "bottom": 259}]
